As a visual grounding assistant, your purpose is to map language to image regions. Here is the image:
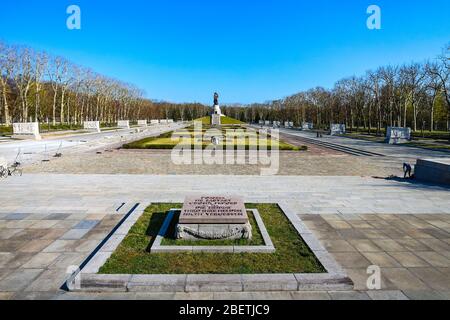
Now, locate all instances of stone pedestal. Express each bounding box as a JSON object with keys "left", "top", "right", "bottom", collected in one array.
[
  {"left": 211, "top": 114, "right": 221, "bottom": 126},
  {"left": 176, "top": 196, "right": 252, "bottom": 241},
  {"left": 138, "top": 120, "right": 148, "bottom": 127}
]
